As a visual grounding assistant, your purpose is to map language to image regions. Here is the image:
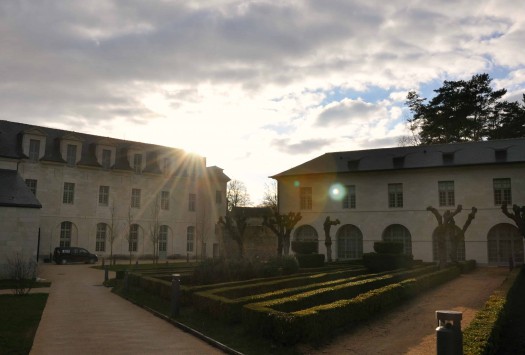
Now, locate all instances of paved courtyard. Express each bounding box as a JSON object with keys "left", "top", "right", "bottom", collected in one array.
[{"left": 30, "top": 263, "right": 224, "bottom": 355}]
